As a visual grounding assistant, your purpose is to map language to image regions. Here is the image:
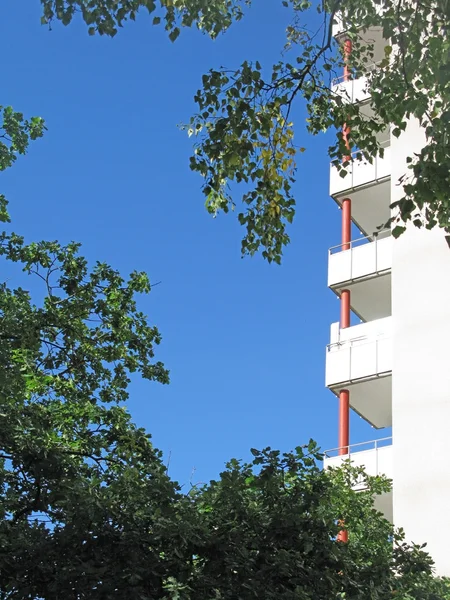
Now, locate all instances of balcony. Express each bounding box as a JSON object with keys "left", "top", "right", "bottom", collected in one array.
[
  {"left": 330, "top": 145, "right": 391, "bottom": 236},
  {"left": 325, "top": 317, "right": 392, "bottom": 428},
  {"left": 323, "top": 437, "right": 393, "bottom": 521},
  {"left": 331, "top": 64, "right": 386, "bottom": 121},
  {"left": 328, "top": 230, "right": 392, "bottom": 321},
  {"left": 332, "top": 12, "right": 387, "bottom": 64},
  {"left": 331, "top": 61, "right": 382, "bottom": 107}
]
